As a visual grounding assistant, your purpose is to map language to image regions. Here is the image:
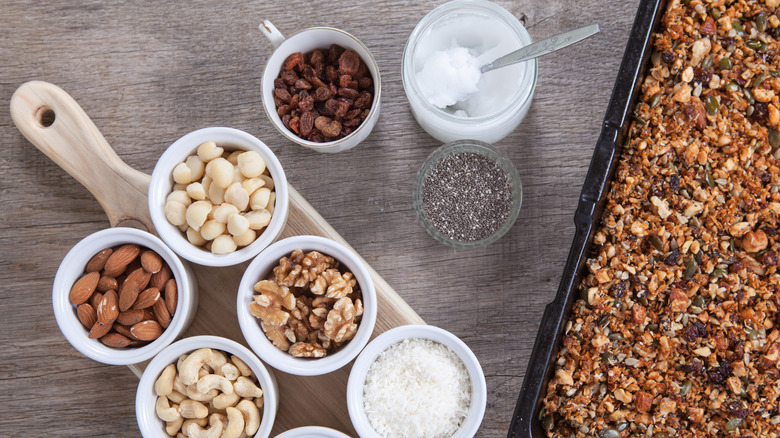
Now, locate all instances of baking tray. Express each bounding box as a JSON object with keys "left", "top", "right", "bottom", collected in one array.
[{"left": 507, "top": 0, "right": 666, "bottom": 436}]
